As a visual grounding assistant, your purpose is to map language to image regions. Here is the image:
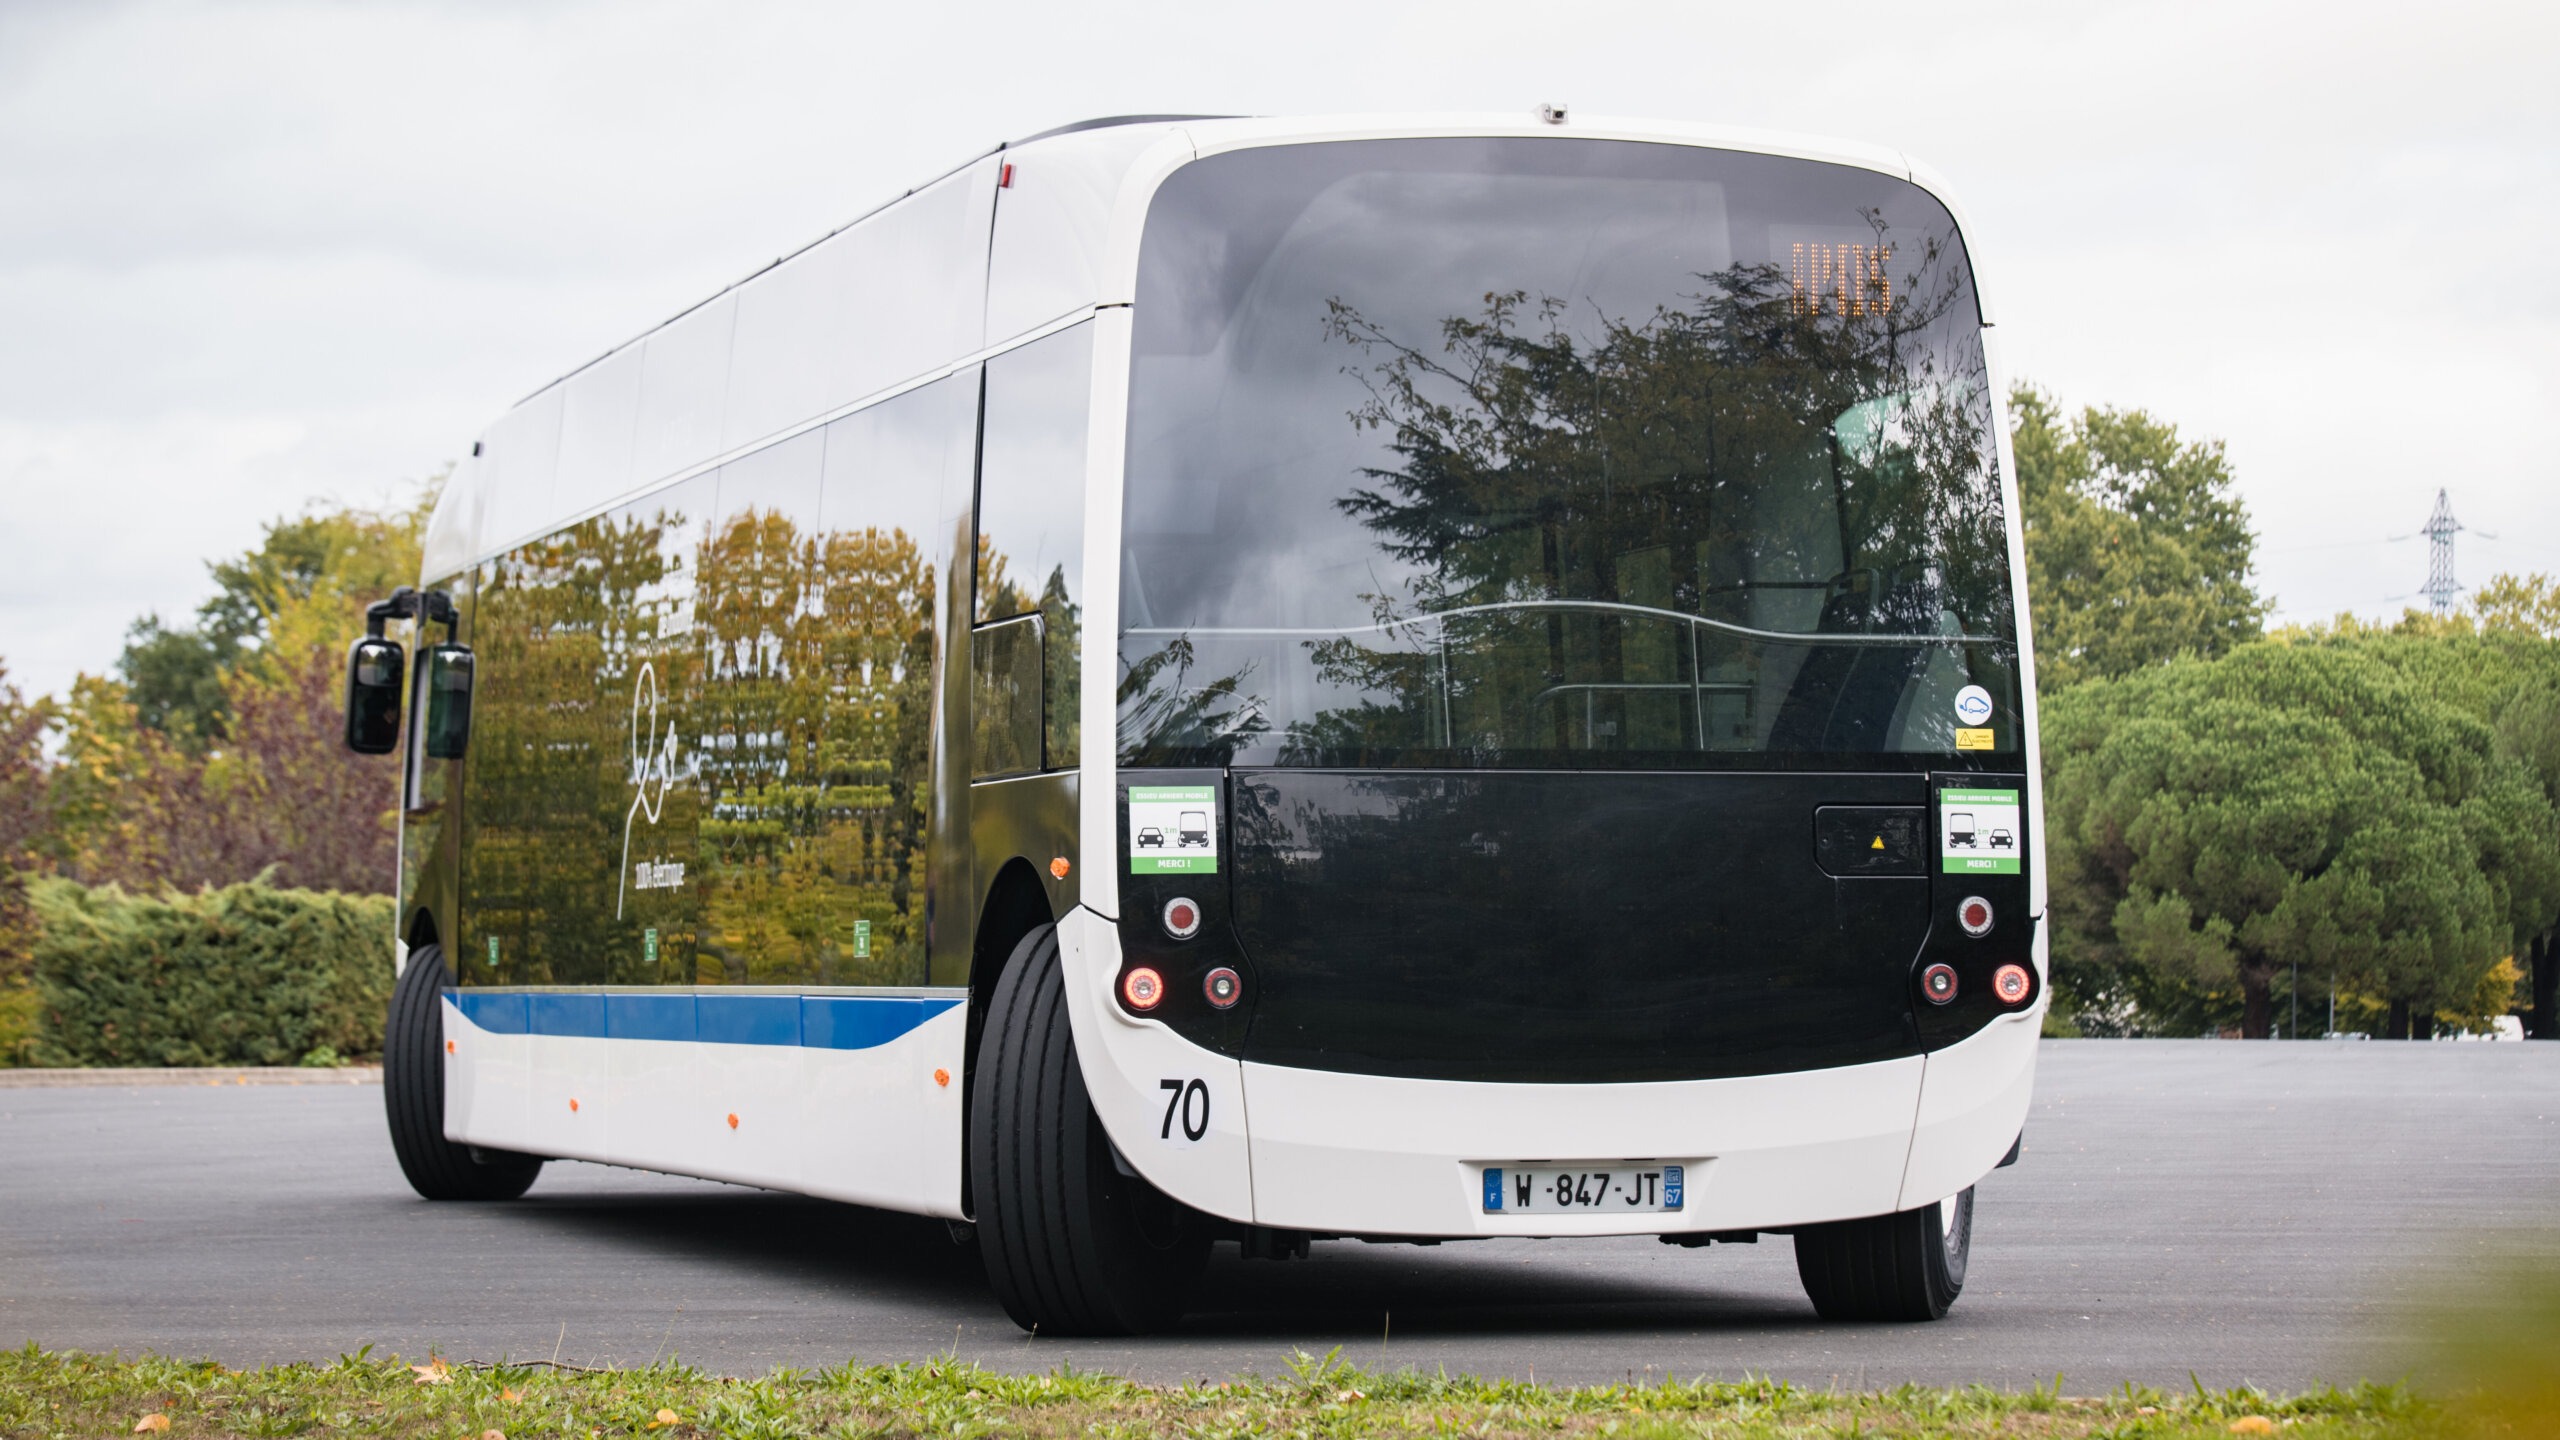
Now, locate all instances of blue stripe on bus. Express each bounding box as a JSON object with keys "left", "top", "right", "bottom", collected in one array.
[
  {"left": 450, "top": 990, "right": 959, "bottom": 1051},
  {"left": 605, "top": 993, "right": 694, "bottom": 1043}
]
